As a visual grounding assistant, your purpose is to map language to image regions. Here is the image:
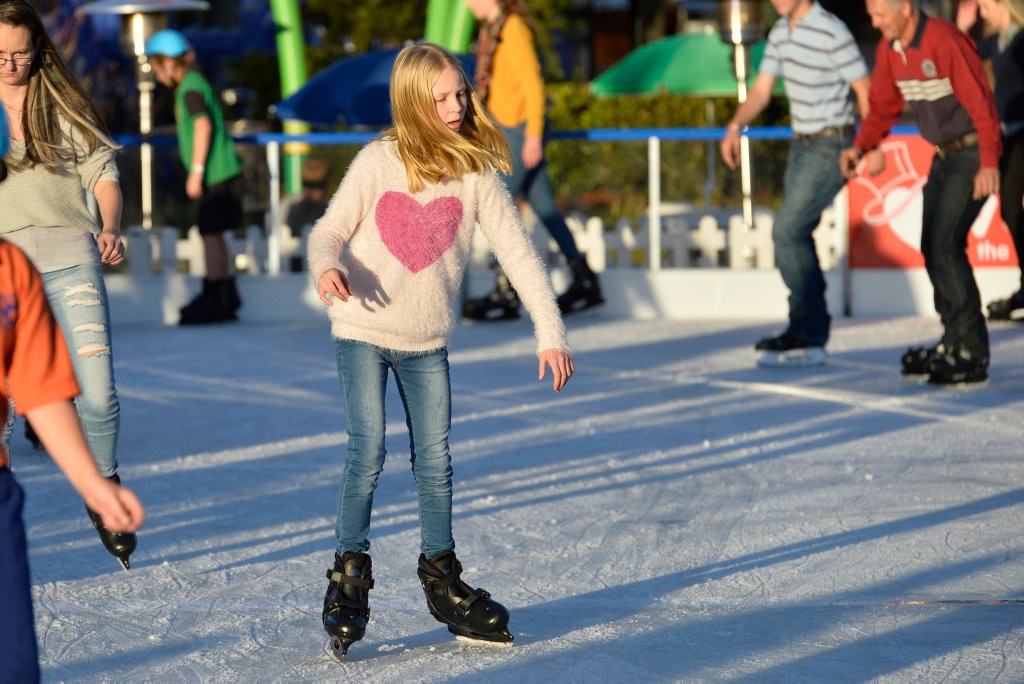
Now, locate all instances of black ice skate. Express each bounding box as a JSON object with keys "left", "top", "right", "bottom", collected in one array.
[
  {"left": 556, "top": 258, "right": 604, "bottom": 315},
  {"left": 323, "top": 552, "right": 374, "bottom": 661},
  {"left": 86, "top": 474, "right": 137, "bottom": 571},
  {"left": 417, "top": 551, "right": 514, "bottom": 645},
  {"left": 462, "top": 269, "right": 521, "bottom": 321},
  {"left": 986, "top": 290, "right": 1024, "bottom": 321}
]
